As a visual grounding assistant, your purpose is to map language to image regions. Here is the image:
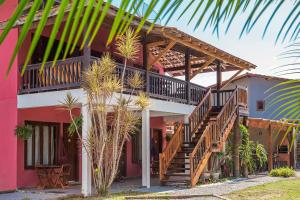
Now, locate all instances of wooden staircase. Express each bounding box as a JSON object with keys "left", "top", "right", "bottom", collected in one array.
[{"left": 159, "top": 86, "right": 248, "bottom": 186}]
